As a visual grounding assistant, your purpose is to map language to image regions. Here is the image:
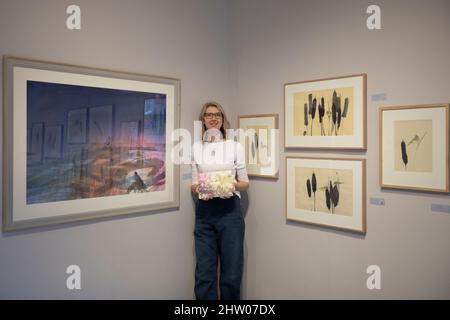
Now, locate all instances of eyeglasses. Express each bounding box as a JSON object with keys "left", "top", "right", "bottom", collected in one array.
[{"left": 204, "top": 112, "right": 223, "bottom": 119}]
